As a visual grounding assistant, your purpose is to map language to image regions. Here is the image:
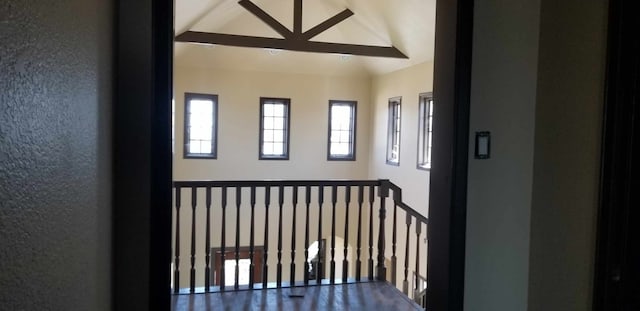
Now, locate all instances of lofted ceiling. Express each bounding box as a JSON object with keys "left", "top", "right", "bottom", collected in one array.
[{"left": 174, "top": 0, "right": 436, "bottom": 76}]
